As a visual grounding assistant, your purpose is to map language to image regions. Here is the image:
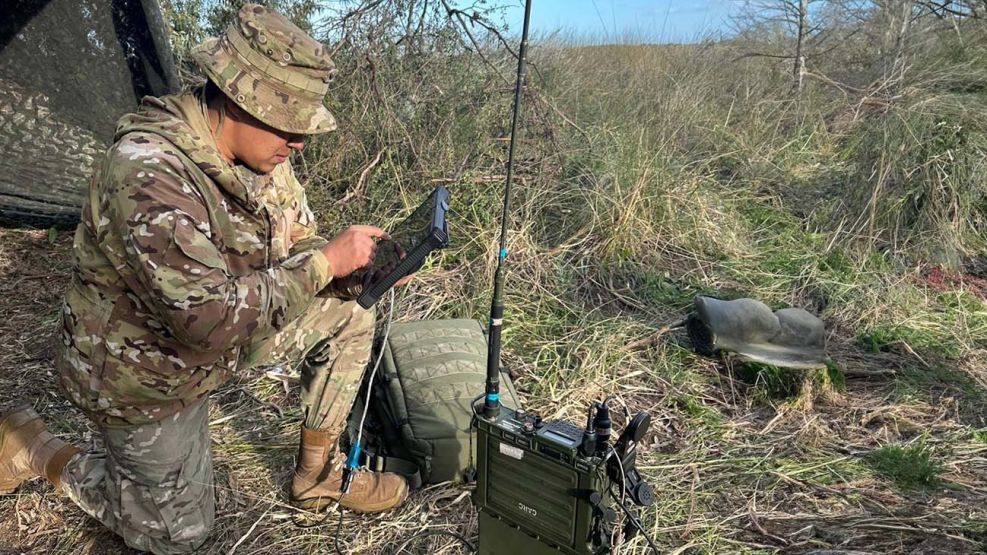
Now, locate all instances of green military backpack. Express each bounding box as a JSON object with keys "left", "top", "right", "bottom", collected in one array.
[{"left": 346, "top": 319, "right": 519, "bottom": 488}]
